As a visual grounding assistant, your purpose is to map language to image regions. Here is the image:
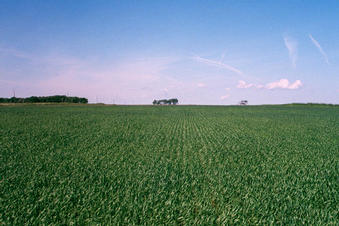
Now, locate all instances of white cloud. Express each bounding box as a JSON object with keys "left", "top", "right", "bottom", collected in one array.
[
  {"left": 266, "top": 79, "right": 289, "bottom": 89},
  {"left": 237, "top": 80, "right": 263, "bottom": 89},
  {"left": 193, "top": 56, "right": 243, "bottom": 75},
  {"left": 309, "top": 34, "right": 330, "bottom": 65},
  {"left": 287, "top": 80, "right": 302, "bottom": 89},
  {"left": 266, "top": 79, "right": 302, "bottom": 89},
  {"left": 237, "top": 79, "right": 302, "bottom": 90},
  {"left": 237, "top": 80, "right": 254, "bottom": 88},
  {"left": 284, "top": 36, "right": 298, "bottom": 68}
]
